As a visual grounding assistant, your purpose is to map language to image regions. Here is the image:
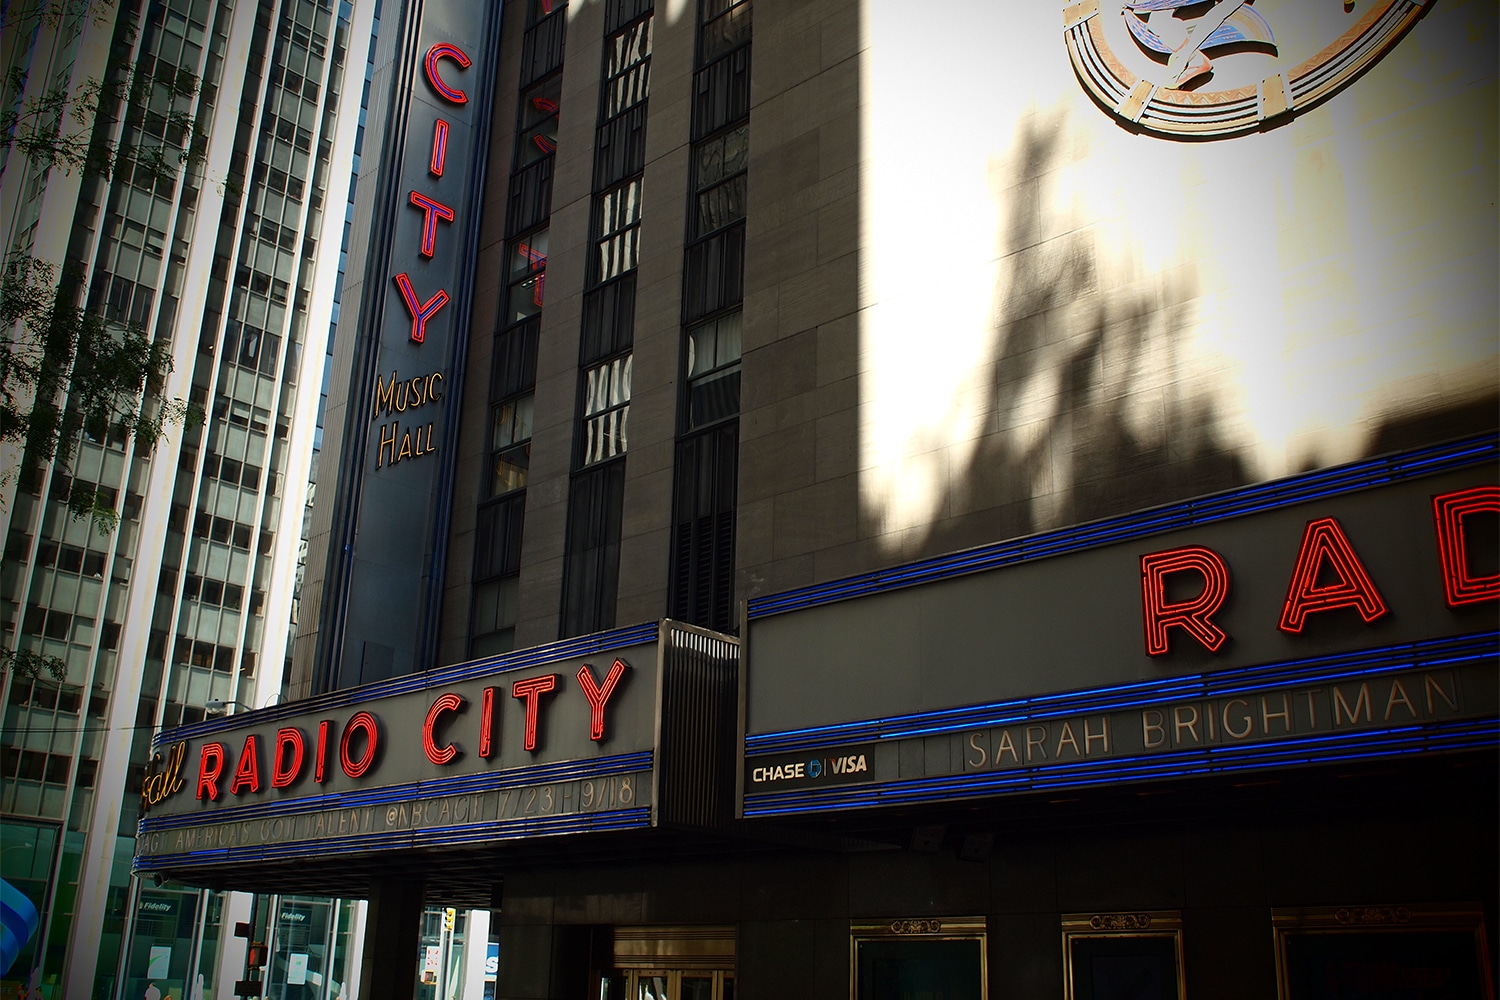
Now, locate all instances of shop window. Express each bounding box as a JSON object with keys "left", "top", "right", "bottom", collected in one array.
[
  {"left": 1062, "top": 911, "right": 1183, "bottom": 1000},
  {"left": 1272, "top": 904, "right": 1489, "bottom": 1000},
  {"left": 851, "top": 919, "right": 988, "bottom": 1000}
]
